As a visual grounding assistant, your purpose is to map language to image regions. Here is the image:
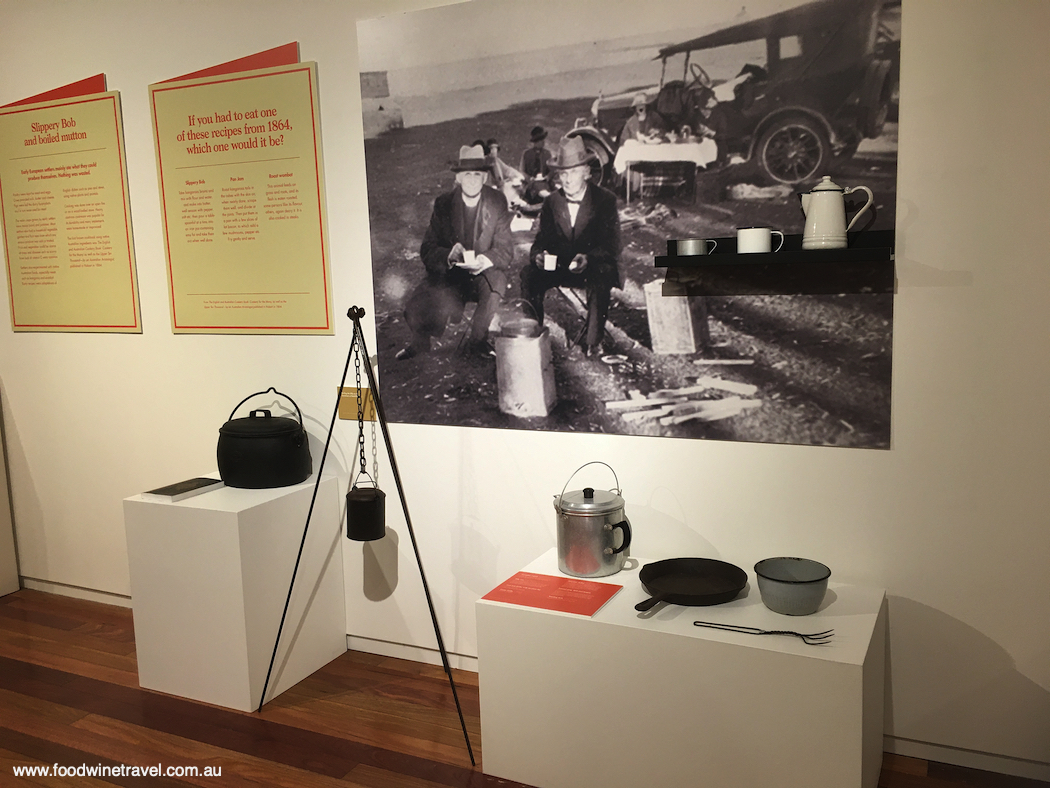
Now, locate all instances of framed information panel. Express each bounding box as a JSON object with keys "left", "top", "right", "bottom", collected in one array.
[
  {"left": 0, "top": 80, "right": 141, "bottom": 332},
  {"left": 150, "top": 58, "right": 332, "bottom": 334}
]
